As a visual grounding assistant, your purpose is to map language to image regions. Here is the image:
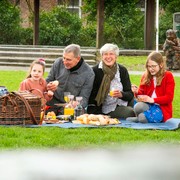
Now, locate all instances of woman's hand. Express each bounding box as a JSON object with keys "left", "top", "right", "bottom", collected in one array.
[
  {"left": 137, "top": 95, "right": 154, "bottom": 103},
  {"left": 111, "top": 89, "right": 123, "bottom": 98},
  {"left": 131, "top": 84, "right": 138, "bottom": 94}
]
